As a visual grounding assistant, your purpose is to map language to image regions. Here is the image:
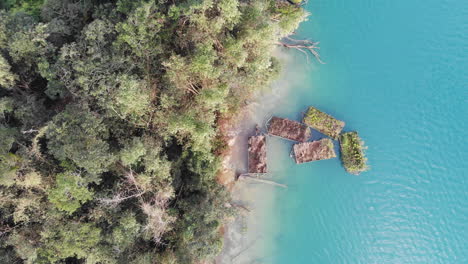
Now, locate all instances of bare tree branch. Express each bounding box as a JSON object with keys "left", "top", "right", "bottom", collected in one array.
[
  {"left": 21, "top": 129, "right": 39, "bottom": 134},
  {"left": 141, "top": 190, "right": 175, "bottom": 244},
  {"left": 186, "top": 82, "right": 200, "bottom": 95},
  {"left": 276, "top": 39, "right": 325, "bottom": 64},
  {"left": 98, "top": 169, "right": 145, "bottom": 207},
  {"left": 98, "top": 190, "right": 146, "bottom": 206},
  {"left": 98, "top": 167, "right": 175, "bottom": 244}
]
